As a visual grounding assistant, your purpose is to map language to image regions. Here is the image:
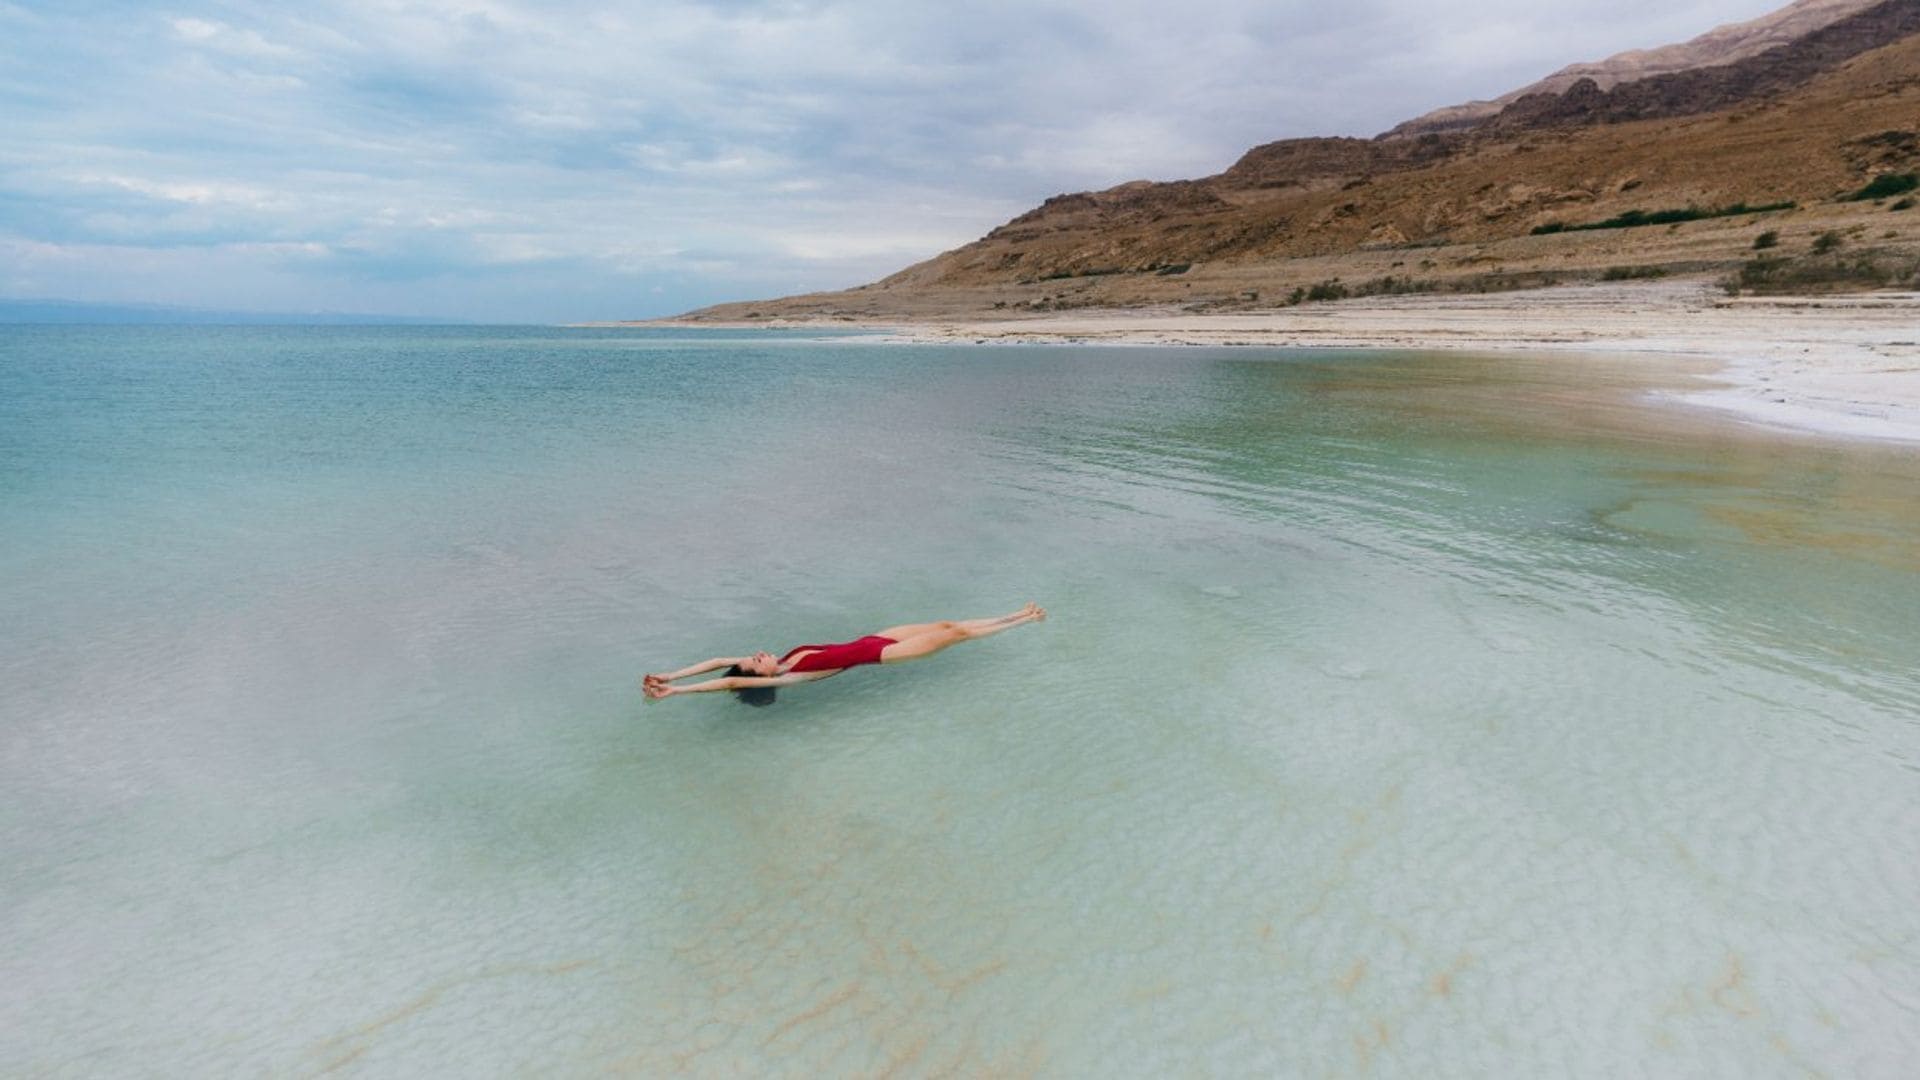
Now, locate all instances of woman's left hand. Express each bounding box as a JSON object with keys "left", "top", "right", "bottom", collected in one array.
[{"left": 643, "top": 681, "right": 675, "bottom": 701}]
